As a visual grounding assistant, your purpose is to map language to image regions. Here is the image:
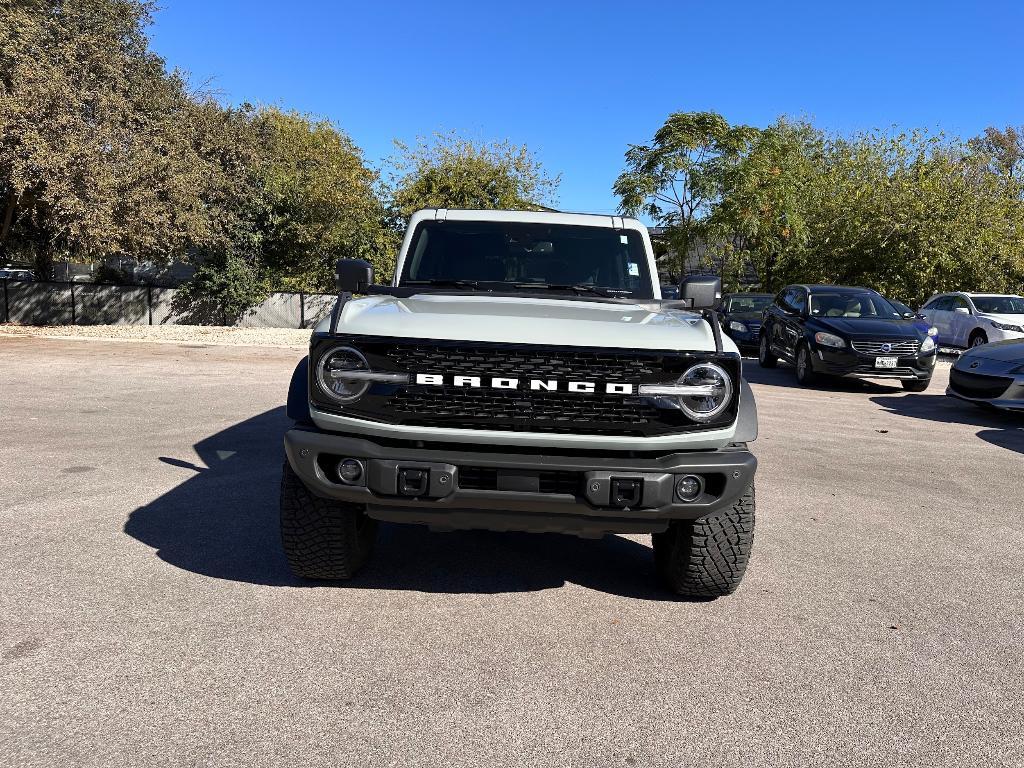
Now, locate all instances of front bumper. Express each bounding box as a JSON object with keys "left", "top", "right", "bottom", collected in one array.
[
  {"left": 946, "top": 368, "right": 1024, "bottom": 411},
  {"left": 813, "top": 346, "right": 936, "bottom": 380},
  {"left": 284, "top": 428, "right": 757, "bottom": 537}
]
